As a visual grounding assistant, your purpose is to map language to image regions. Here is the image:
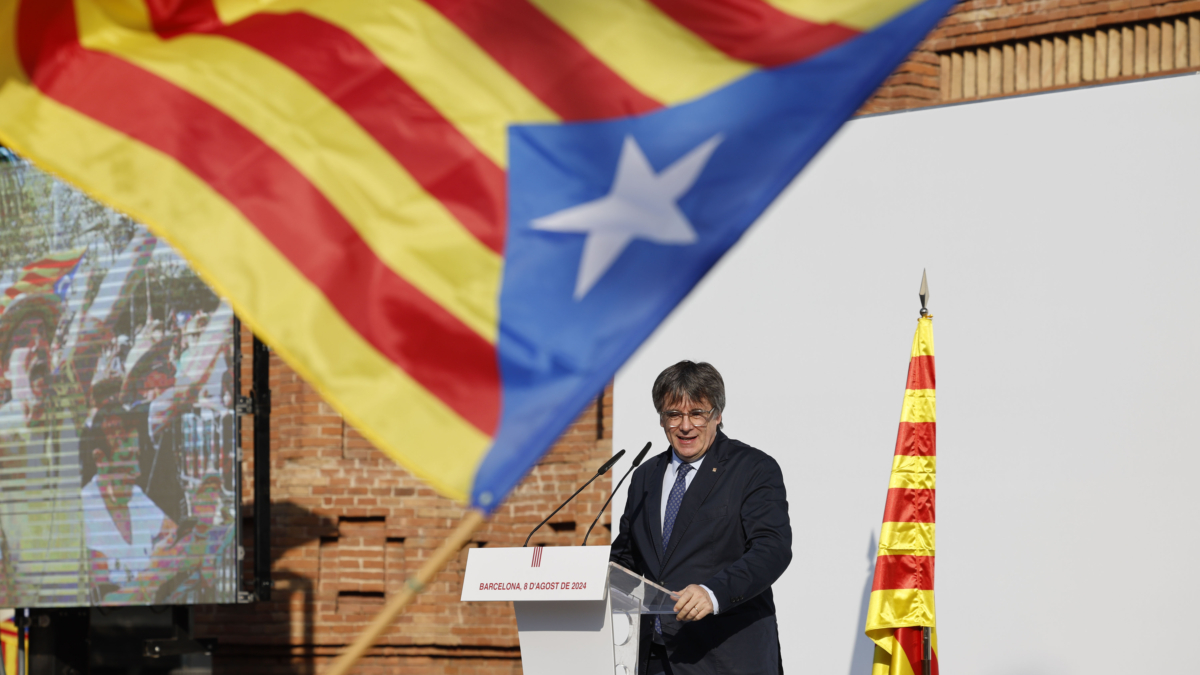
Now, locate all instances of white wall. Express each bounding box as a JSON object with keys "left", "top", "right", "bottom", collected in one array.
[{"left": 612, "top": 72, "right": 1200, "bottom": 675}]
